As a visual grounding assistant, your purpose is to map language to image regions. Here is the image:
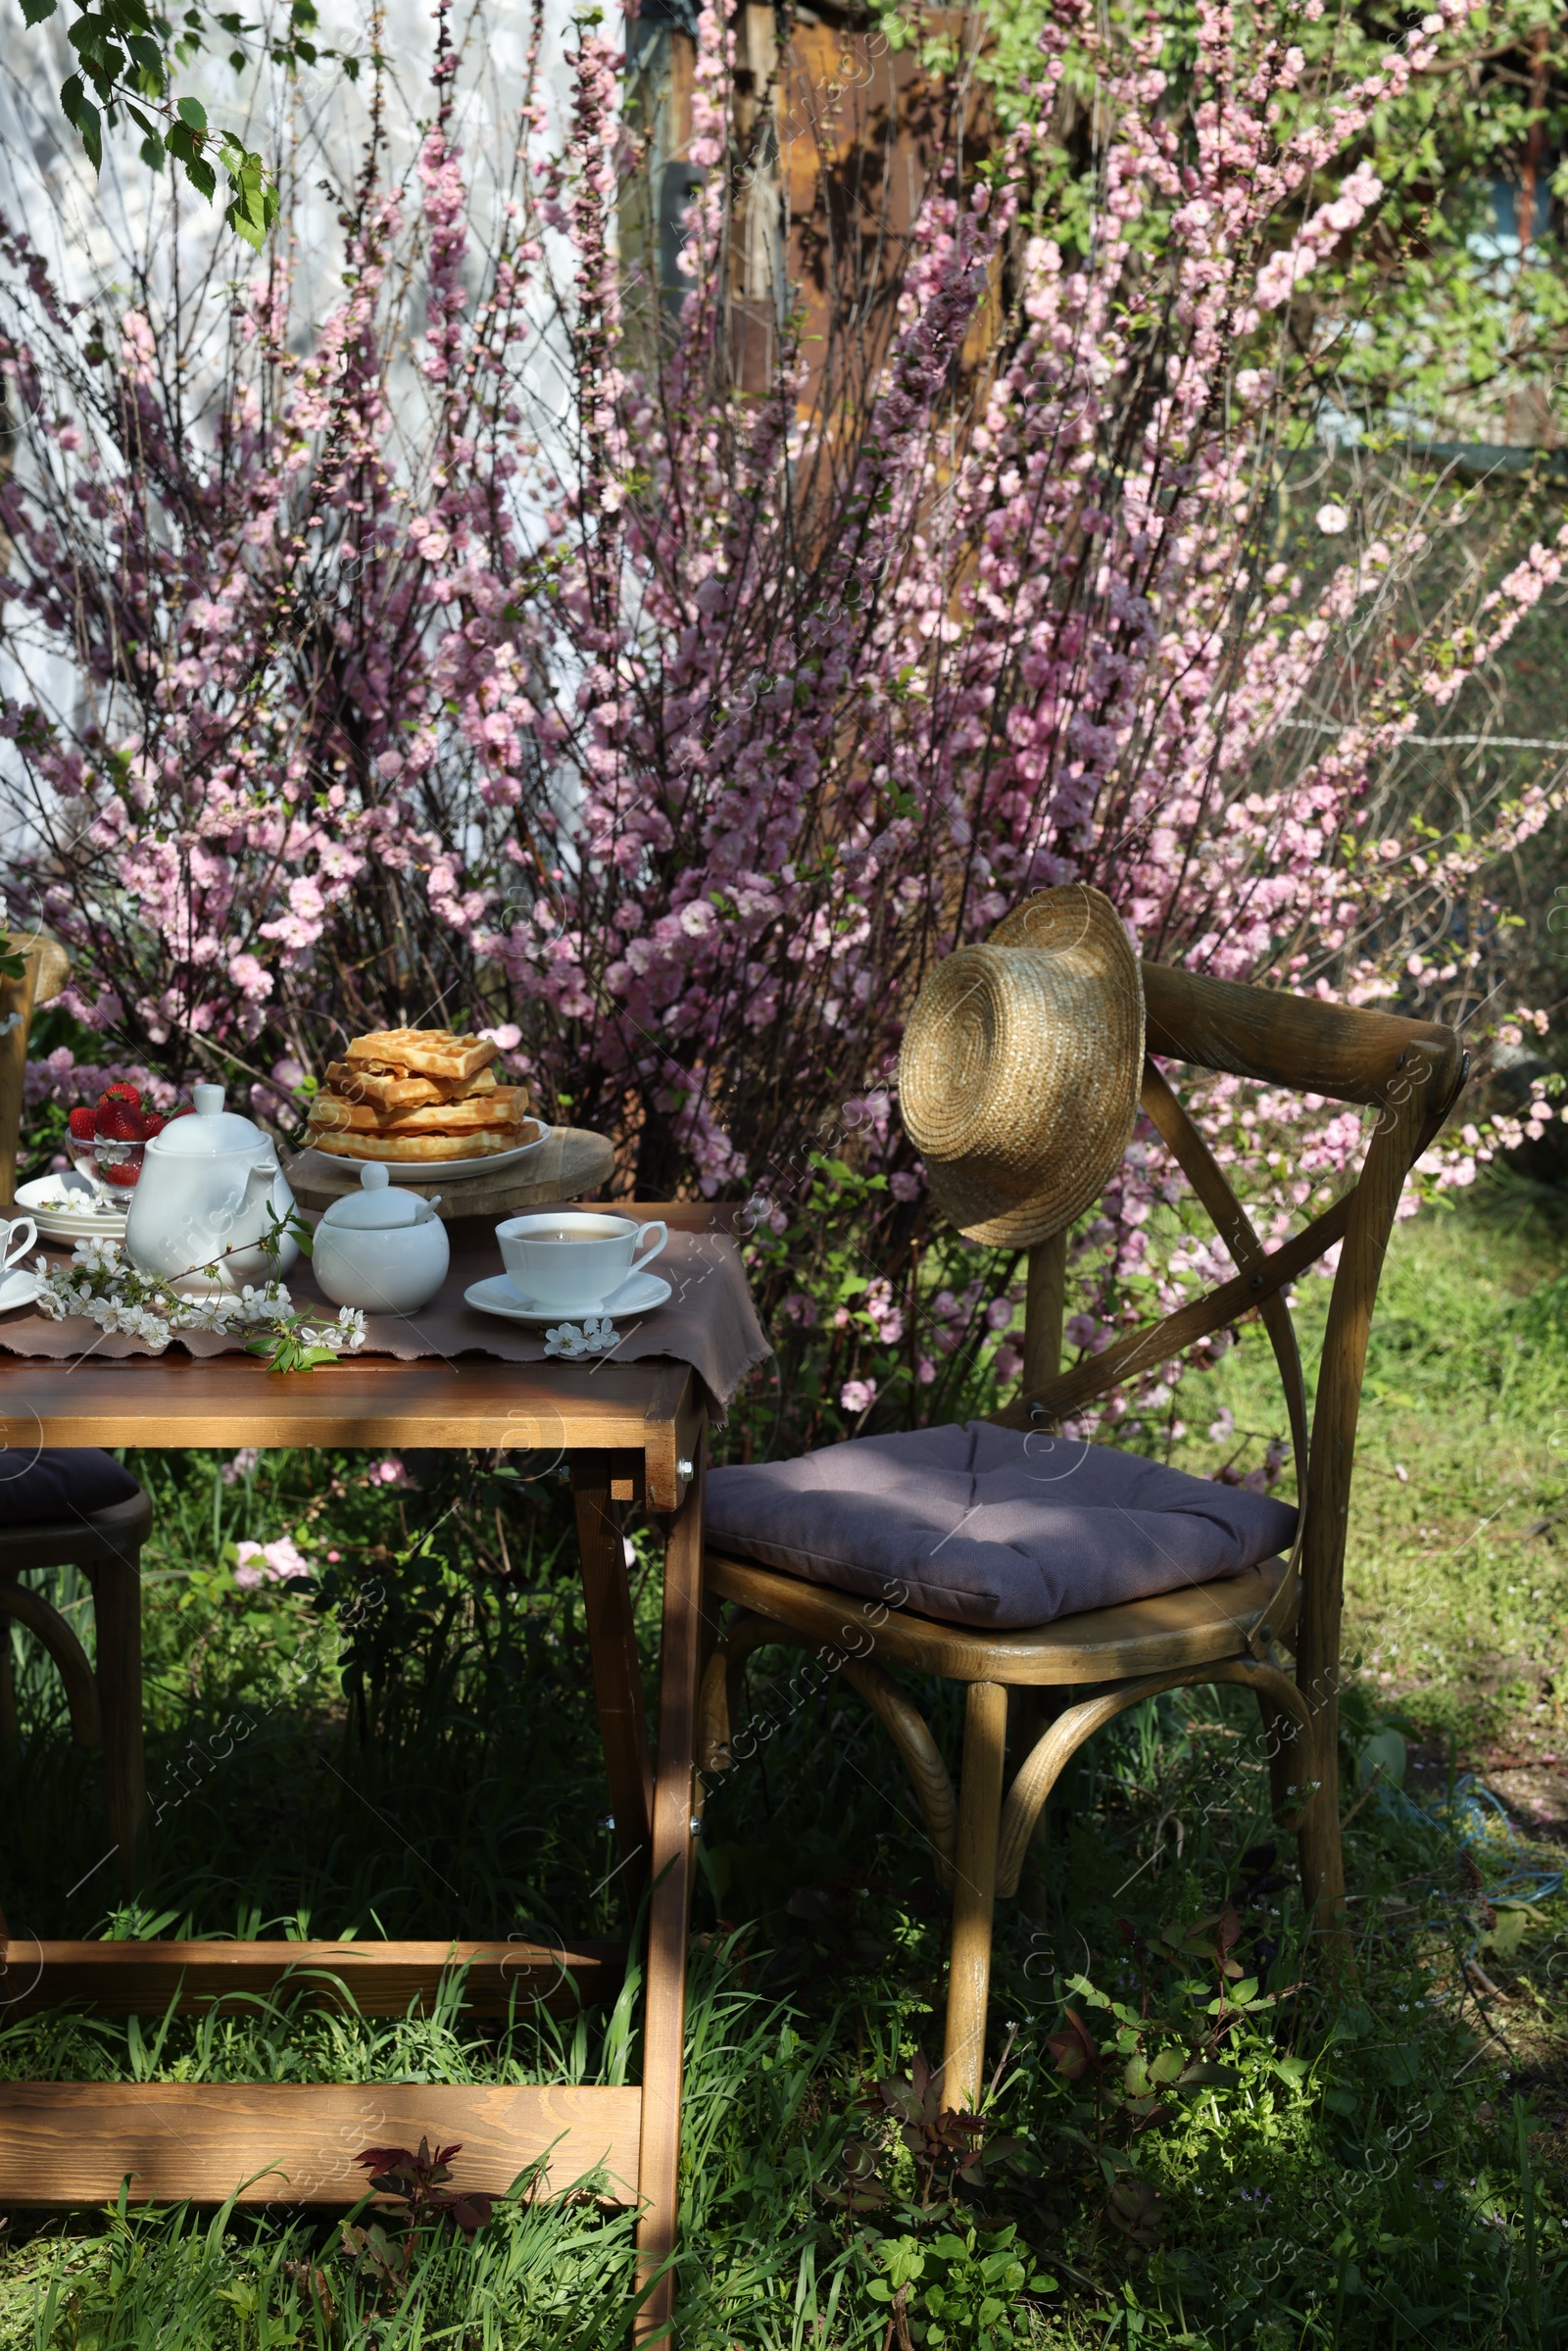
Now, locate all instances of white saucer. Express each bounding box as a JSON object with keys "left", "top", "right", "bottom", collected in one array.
[
  {"left": 0, "top": 1266, "right": 39, "bottom": 1313},
  {"left": 315, "top": 1122, "right": 551, "bottom": 1185},
  {"left": 465, "top": 1269, "right": 672, "bottom": 1326}
]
